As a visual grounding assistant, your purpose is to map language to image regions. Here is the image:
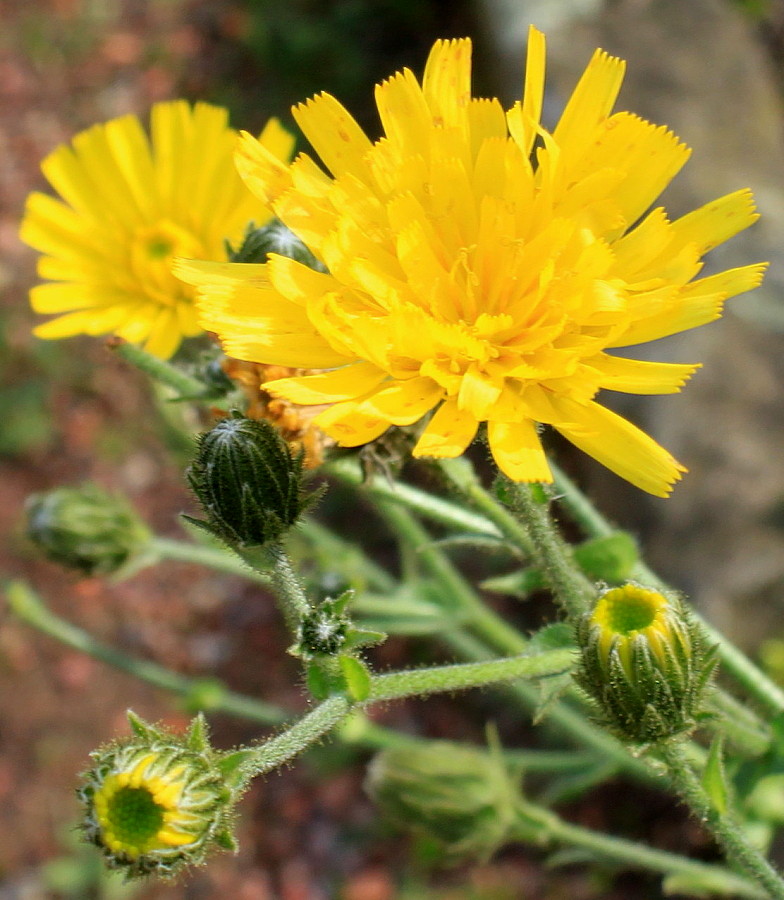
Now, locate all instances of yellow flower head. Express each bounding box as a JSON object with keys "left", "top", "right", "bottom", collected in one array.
[
  {"left": 176, "top": 30, "right": 765, "bottom": 494},
  {"left": 21, "top": 101, "right": 294, "bottom": 358},
  {"left": 590, "top": 583, "right": 677, "bottom": 676},
  {"left": 80, "top": 714, "right": 236, "bottom": 878},
  {"left": 575, "top": 584, "right": 716, "bottom": 742}
]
